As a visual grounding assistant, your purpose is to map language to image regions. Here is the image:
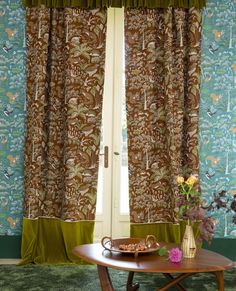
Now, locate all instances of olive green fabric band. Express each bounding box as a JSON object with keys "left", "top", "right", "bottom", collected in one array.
[
  {"left": 22, "top": 0, "right": 206, "bottom": 8},
  {"left": 130, "top": 221, "right": 201, "bottom": 244},
  {"left": 20, "top": 217, "right": 94, "bottom": 264}
]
